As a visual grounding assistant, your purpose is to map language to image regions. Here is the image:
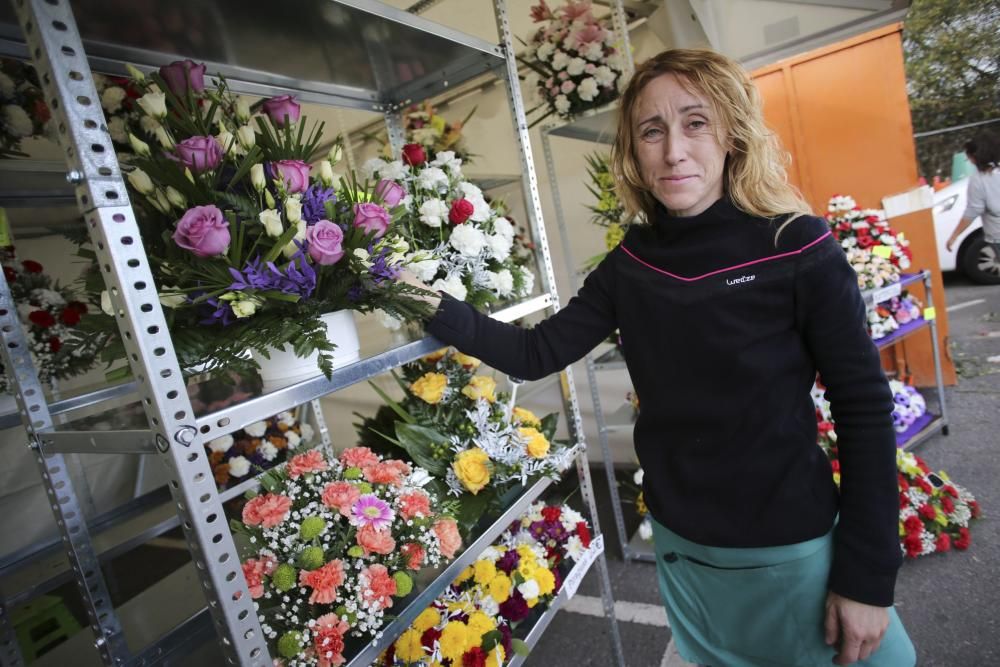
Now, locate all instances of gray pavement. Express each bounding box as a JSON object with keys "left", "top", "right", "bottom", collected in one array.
[{"left": 528, "top": 274, "right": 1000, "bottom": 667}]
